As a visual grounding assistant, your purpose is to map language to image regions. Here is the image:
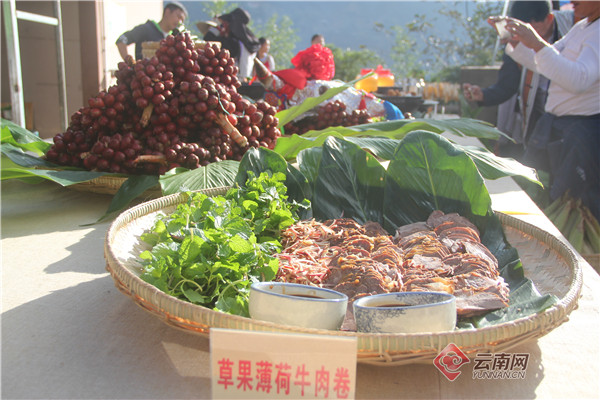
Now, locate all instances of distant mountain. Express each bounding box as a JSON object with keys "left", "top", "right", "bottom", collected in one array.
[{"left": 183, "top": 1, "right": 476, "bottom": 69}]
